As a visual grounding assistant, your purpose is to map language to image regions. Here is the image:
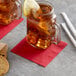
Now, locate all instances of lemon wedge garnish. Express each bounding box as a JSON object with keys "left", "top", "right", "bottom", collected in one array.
[{"left": 23, "top": 0, "right": 40, "bottom": 17}]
